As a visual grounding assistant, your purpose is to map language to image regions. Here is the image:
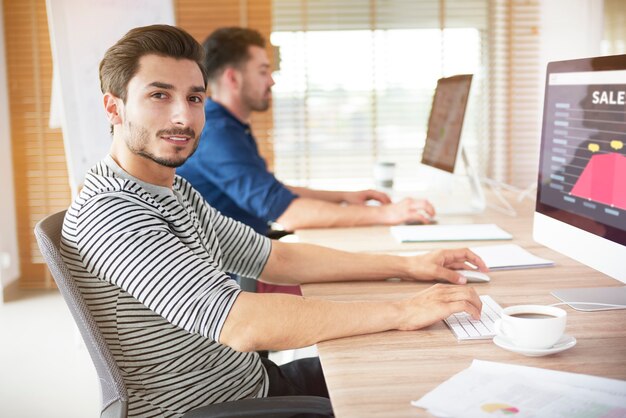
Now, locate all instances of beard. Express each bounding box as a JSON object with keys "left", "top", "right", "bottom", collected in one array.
[
  {"left": 125, "top": 121, "right": 198, "bottom": 168},
  {"left": 242, "top": 81, "right": 271, "bottom": 112}
]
